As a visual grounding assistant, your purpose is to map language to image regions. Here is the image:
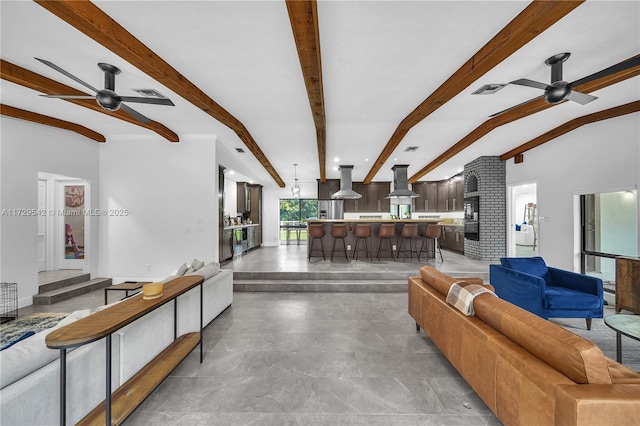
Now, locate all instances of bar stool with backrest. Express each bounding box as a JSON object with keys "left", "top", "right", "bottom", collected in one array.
[
  {"left": 330, "top": 223, "right": 349, "bottom": 261},
  {"left": 396, "top": 223, "right": 420, "bottom": 261},
  {"left": 419, "top": 224, "right": 444, "bottom": 262},
  {"left": 352, "top": 223, "right": 371, "bottom": 261},
  {"left": 376, "top": 223, "right": 396, "bottom": 261},
  {"left": 308, "top": 224, "right": 326, "bottom": 261}
]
